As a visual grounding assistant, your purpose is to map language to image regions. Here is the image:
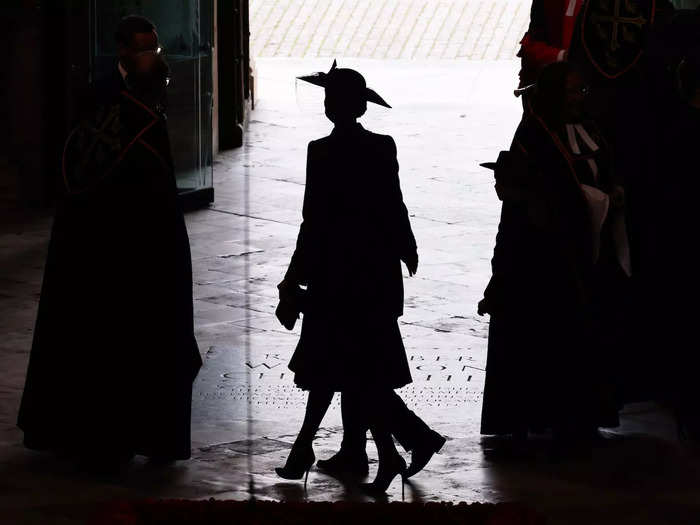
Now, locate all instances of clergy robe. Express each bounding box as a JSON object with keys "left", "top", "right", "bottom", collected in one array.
[
  {"left": 17, "top": 69, "right": 202, "bottom": 460},
  {"left": 564, "top": 1, "right": 680, "bottom": 404},
  {"left": 568, "top": 4, "right": 700, "bottom": 403},
  {"left": 480, "top": 113, "right": 622, "bottom": 436},
  {"left": 567, "top": 0, "right": 675, "bottom": 274}
]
